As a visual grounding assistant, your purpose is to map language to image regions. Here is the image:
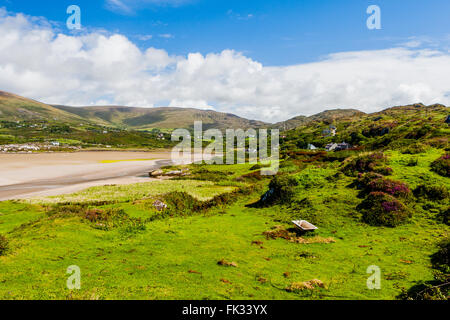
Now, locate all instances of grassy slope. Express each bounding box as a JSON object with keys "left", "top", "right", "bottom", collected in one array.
[
  {"left": 0, "top": 150, "right": 448, "bottom": 300},
  {"left": 0, "top": 91, "right": 84, "bottom": 123},
  {"left": 281, "top": 104, "right": 449, "bottom": 152},
  {"left": 53, "top": 105, "right": 268, "bottom": 130},
  {"left": 273, "top": 109, "right": 366, "bottom": 130}
]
